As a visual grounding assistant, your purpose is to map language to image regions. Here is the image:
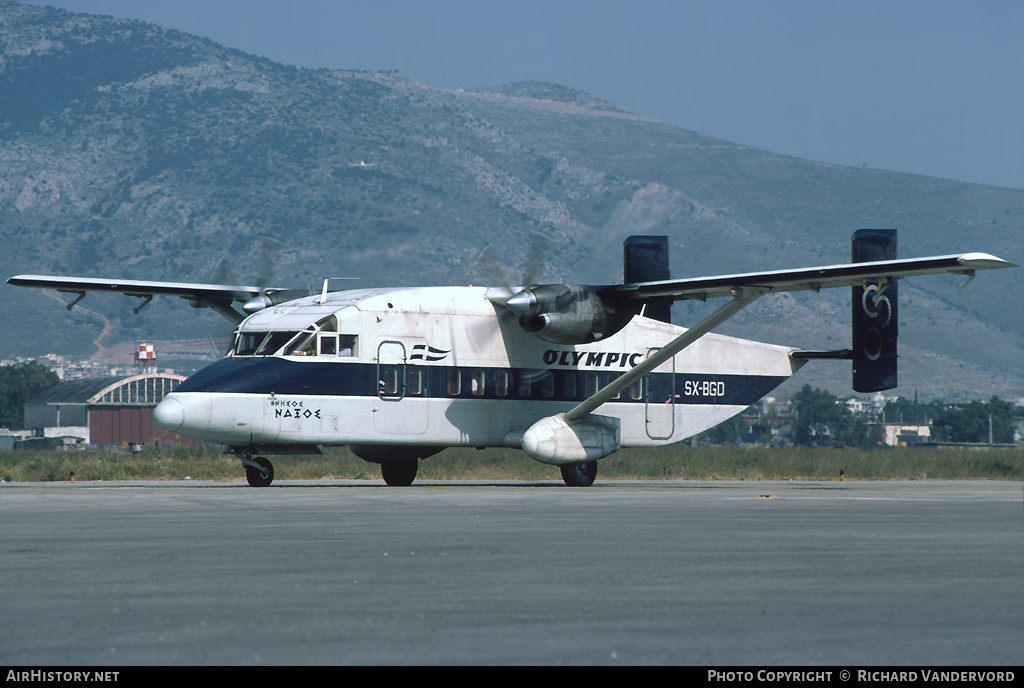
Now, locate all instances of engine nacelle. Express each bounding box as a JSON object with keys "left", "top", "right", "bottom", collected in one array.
[
  {"left": 520, "top": 413, "right": 621, "bottom": 465},
  {"left": 492, "top": 234, "right": 672, "bottom": 345},
  {"left": 242, "top": 289, "right": 315, "bottom": 314},
  {"left": 510, "top": 284, "right": 632, "bottom": 344}
]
